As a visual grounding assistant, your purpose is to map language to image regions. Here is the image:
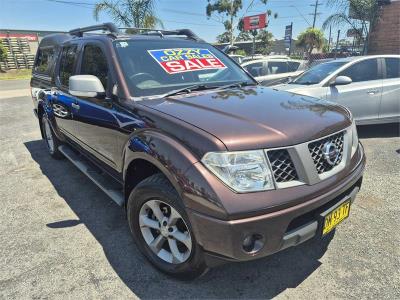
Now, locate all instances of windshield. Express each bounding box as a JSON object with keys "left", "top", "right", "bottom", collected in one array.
[
  {"left": 291, "top": 61, "right": 347, "bottom": 85},
  {"left": 114, "top": 39, "right": 254, "bottom": 97}
]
